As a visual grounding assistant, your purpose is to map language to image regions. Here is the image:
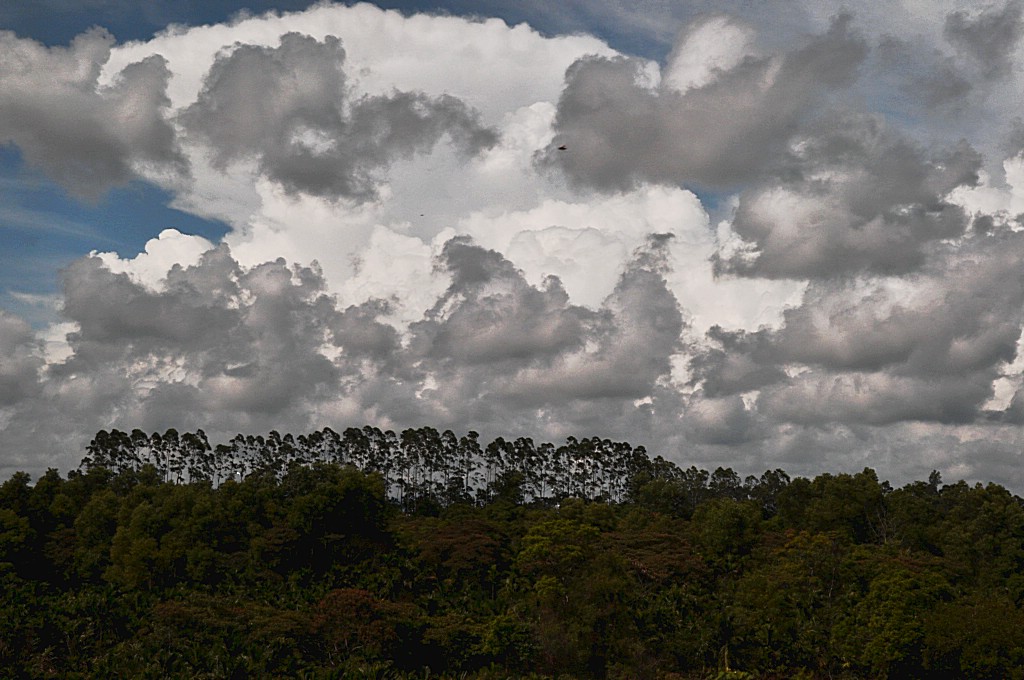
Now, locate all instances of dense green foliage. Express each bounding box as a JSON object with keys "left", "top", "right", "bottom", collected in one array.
[{"left": 4, "top": 427, "right": 1024, "bottom": 678}]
